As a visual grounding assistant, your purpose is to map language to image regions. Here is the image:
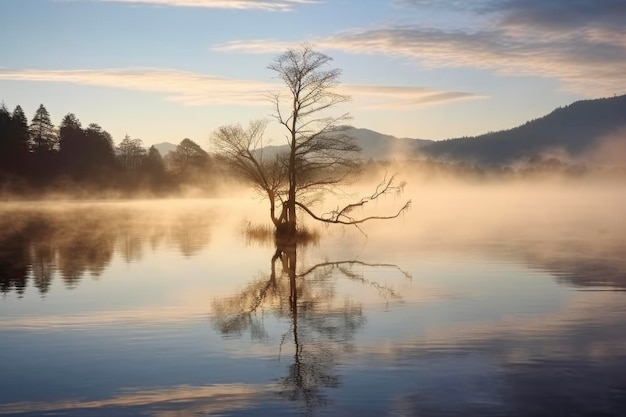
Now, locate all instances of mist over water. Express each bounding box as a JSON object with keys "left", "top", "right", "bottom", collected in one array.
[{"left": 1, "top": 177, "right": 625, "bottom": 416}]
